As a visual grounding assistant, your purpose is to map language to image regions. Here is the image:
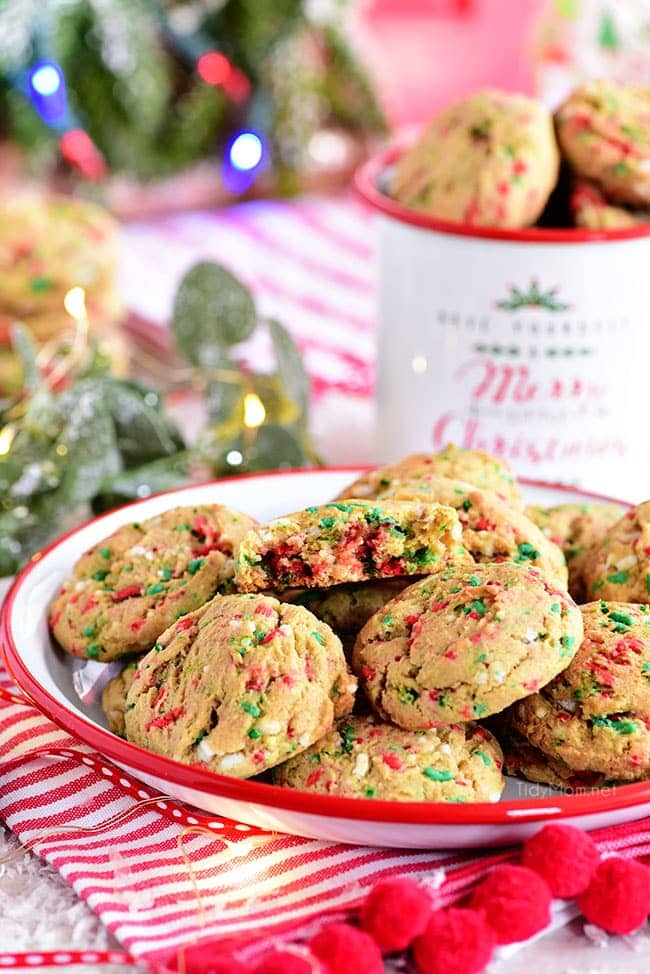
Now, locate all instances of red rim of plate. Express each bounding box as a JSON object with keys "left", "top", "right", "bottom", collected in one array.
[
  {"left": 355, "top": 144, "right": 650, "bottom": 245},
  {"left": 2, "top": 468, "right": 650, "bottom": 827}
]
